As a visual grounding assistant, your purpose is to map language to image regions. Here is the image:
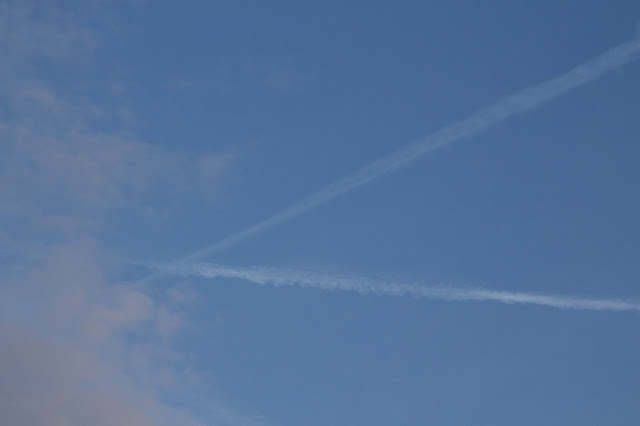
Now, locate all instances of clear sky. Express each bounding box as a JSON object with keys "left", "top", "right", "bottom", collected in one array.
[{"left": 1, "top": 1, "right": 640, "bottom": 425}]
